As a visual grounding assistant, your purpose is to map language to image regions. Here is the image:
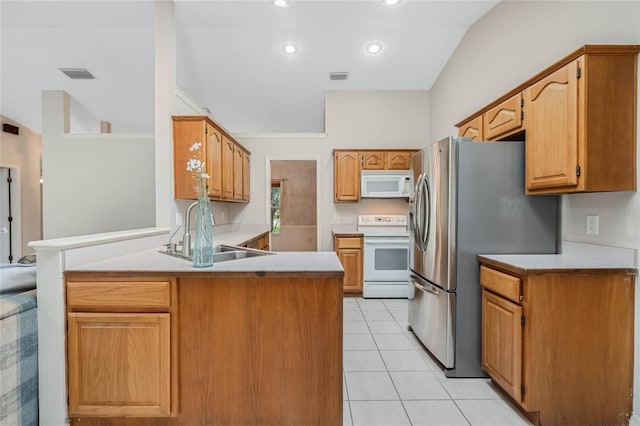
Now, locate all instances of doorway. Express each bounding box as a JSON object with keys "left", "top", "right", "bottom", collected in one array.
[{"left": 267, "top": 159, "right": 319, "bottom": 251}]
